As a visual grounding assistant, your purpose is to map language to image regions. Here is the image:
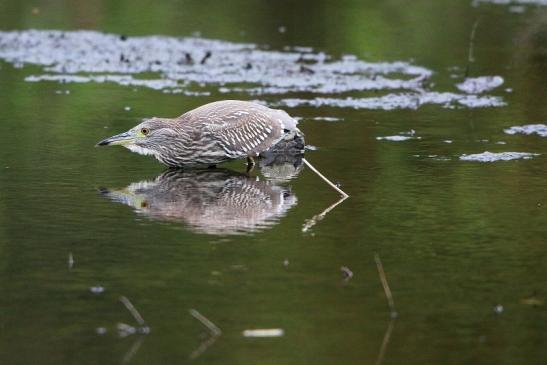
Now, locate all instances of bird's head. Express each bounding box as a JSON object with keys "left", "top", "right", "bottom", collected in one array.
[{"left": 96, "top": 118, "right": 178, "bottom": 158}]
